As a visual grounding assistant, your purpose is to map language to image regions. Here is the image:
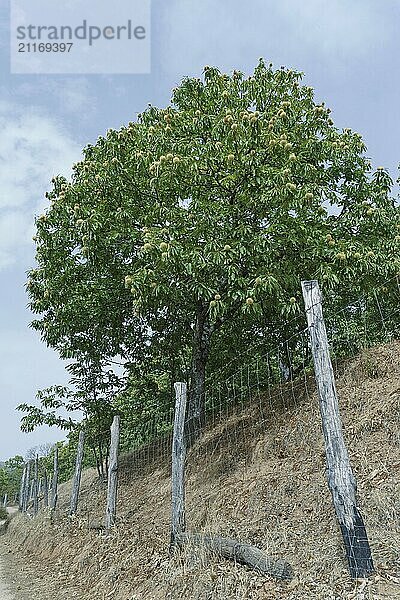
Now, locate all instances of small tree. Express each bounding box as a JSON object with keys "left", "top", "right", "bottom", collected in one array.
[{"left": 18, "top": 356, "right": 117, "bottom": 479}]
